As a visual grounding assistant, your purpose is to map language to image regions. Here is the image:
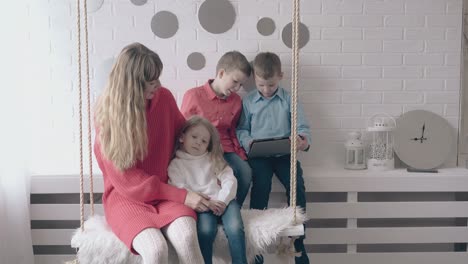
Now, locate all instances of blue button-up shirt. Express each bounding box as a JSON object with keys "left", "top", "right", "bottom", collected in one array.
[{"left": 236, "top": 87, "right": 311, "bottom": 153}]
